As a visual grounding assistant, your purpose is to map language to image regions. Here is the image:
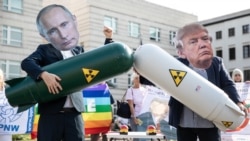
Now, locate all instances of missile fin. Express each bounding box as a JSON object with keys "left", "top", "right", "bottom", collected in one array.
[
  {"left": 225, "top": 102, "right": 245, "bottom": 116},
  {"left": 5, "top": 77, "right": 26, "bottom": 87},
  {"left": 17, "top": 104, "right": 35, "bottom": 113}
]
